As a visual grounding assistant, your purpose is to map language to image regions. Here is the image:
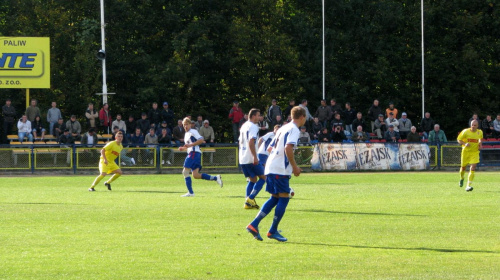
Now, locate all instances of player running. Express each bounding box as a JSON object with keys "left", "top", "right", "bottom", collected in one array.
[
  {"left": 246, "top": 106, "right": 306, "bottom": 242},
  {"left": 457, "top": 120, "right": 483, "bottom": 192},
  {"left": 89, "top": 131, "right": 124, "bottom": 191},
  {"left": 178, "top": 117, "right": 223, "bottom": 197}
]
